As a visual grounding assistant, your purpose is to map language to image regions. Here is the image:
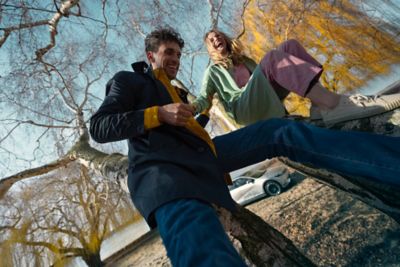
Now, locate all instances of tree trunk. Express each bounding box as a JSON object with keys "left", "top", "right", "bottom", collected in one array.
[
  {"left": 70, "top": 107, "right": 400, "bottom": 266},
  {"left": 279, "top": 157, "right": 400, "bottom": 224},
  {"left": 280, "top": 106, "right": 400, "bottom": 223},
  {"left": 216, "top": 205, "right": 315, "bottom": 266},
  {"left": 82, "top": 253, "right": 104, "bottom": 267},
  {"left": 3, "top": 99, "right": 399, "bottom": 266}
]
